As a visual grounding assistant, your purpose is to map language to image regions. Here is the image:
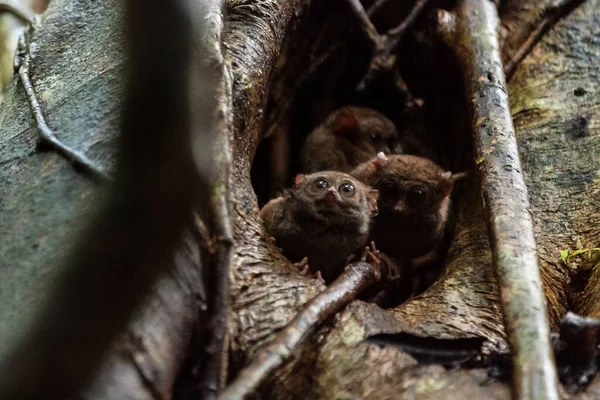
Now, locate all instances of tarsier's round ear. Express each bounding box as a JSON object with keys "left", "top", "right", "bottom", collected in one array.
[
  {"left": 294, "top": 174, "right": 306, "bottom": 186},
  {"left": 367, "top": 189, "right": 379, "bottom": 217},
  {"left": 370, "top": 152, "right": 388, "bottom": 172},
  {"left": 335, "top": 107, "right": 359, "bottom": 137},
  {"left": 439, "top": 171, "right": 454, "bottom": 197}
]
